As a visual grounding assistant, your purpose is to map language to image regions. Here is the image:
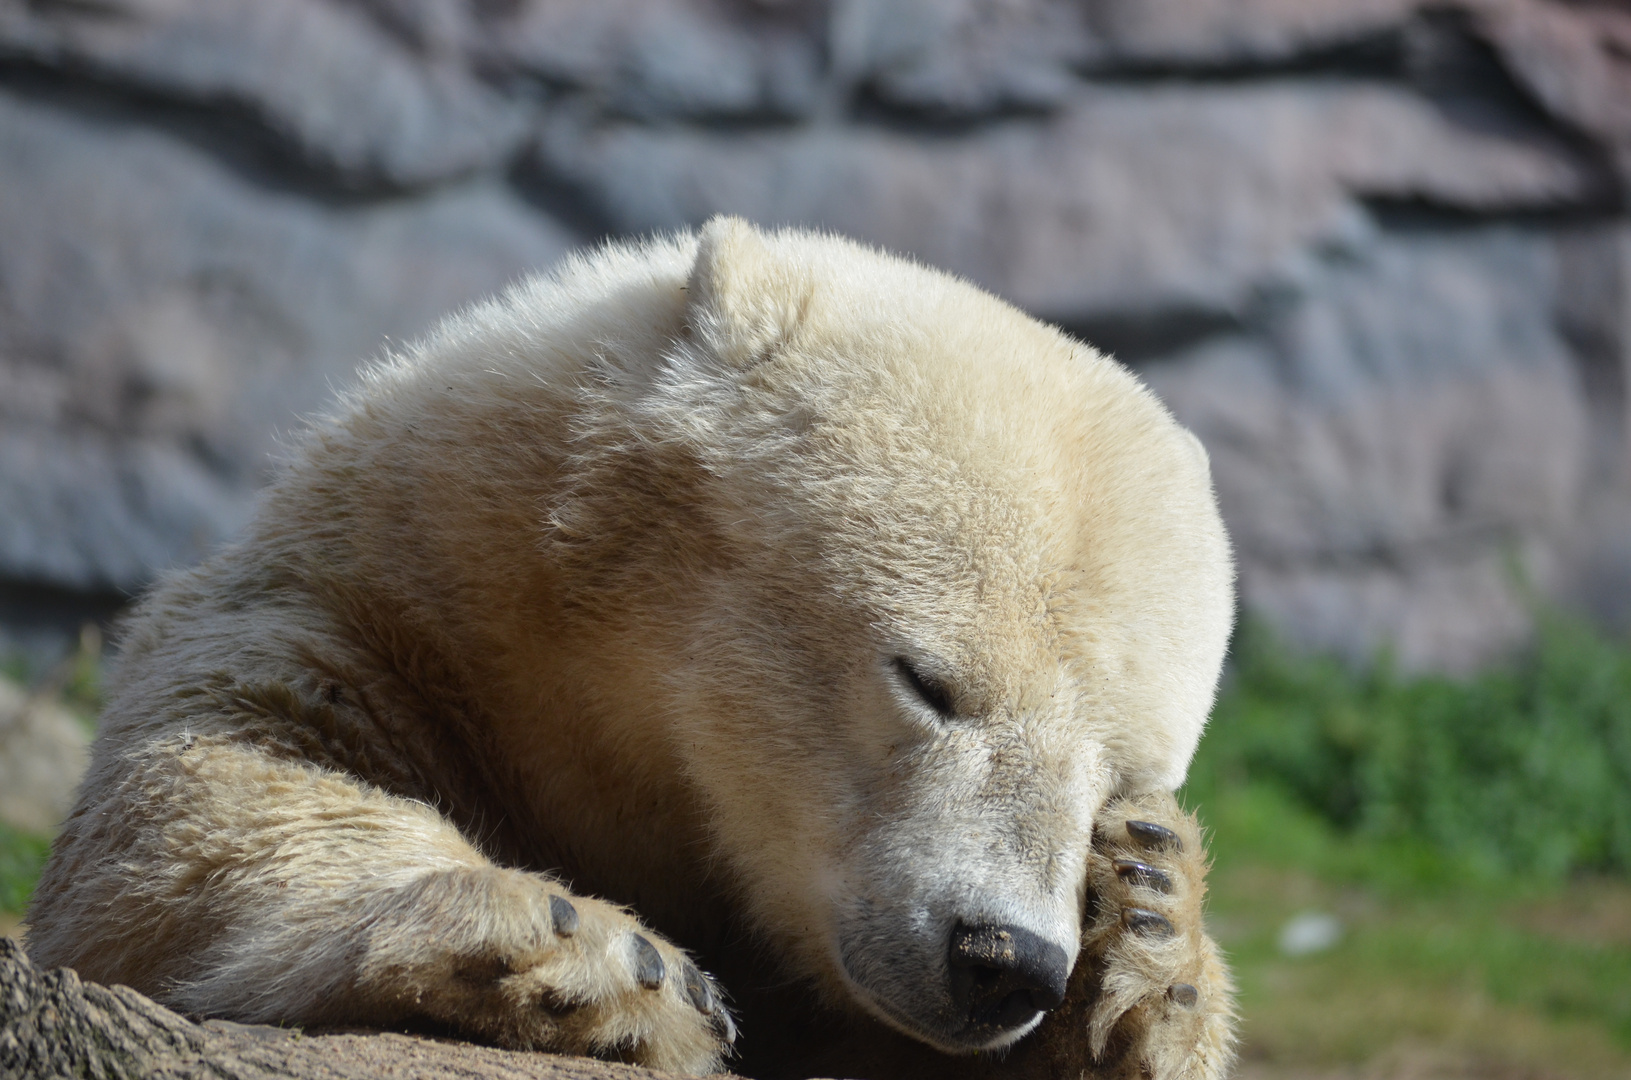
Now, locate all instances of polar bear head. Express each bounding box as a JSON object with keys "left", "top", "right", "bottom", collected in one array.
[{"left": 538, "top": 218, "right": 1233, "bottom": 1052}]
